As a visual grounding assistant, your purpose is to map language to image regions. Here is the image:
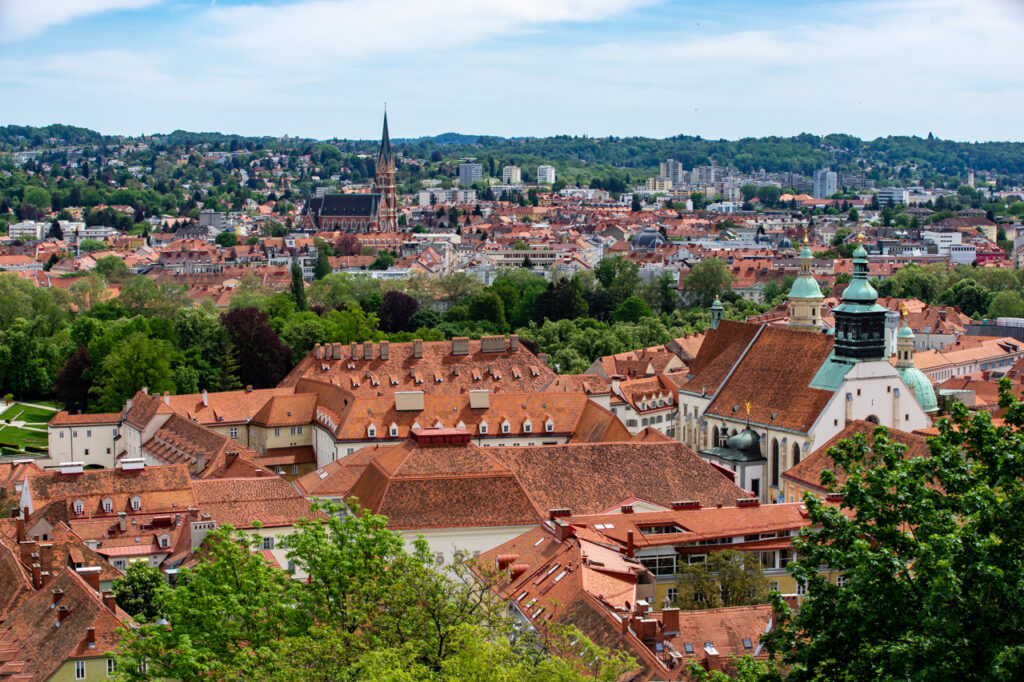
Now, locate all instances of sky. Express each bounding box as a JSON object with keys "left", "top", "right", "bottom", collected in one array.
[{"left": 1, "top": 0, "right": 1023, "bottom": 142}]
